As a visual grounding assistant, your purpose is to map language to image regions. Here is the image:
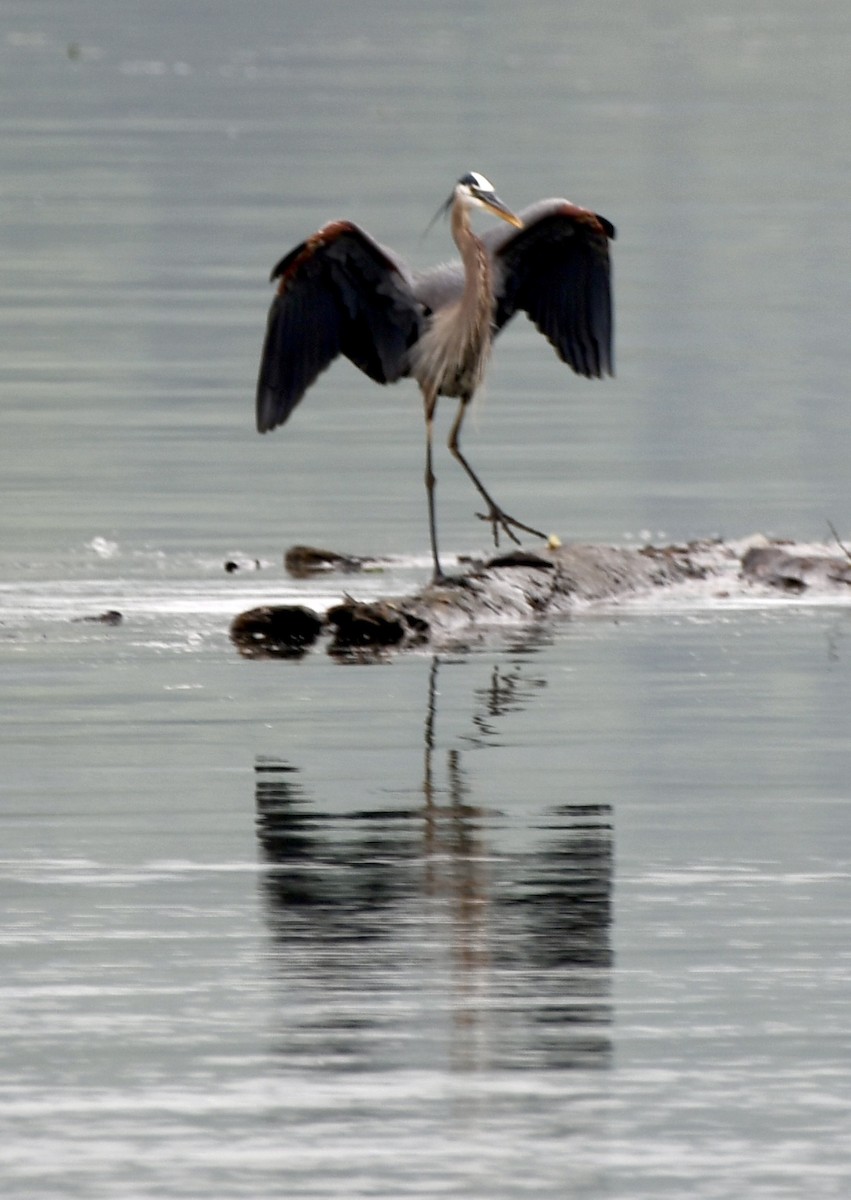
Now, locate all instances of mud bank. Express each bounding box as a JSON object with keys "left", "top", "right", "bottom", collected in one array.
[{"left": 230, "top": 536, "right": 851, "bottom": 659}]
